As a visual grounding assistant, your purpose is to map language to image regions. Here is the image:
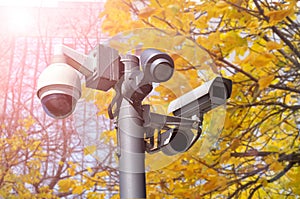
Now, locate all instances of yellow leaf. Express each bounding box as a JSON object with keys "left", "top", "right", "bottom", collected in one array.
[
  {"left": 72, "top": 185, "right": 83, "bottom": 195},
  {"left": 284, "top": 94, "right": 292, "bottom": 104},
  {"left": 206, "top": 168, "right": 218, "bottom": 176},
  {"left": 87, "top": 167, "right": 93, "bottom": 173},
  {"left": 23, "top": 116, "right": 35, "bottom": 130},
  {"left": 250, "top": 53, "right": 273, "bottom": 67},
  {"left": 230, "top": 138, "right": 240, "bottom": 151},
  {"left": 266, "top": 41, "right": 283, "bottom": 50},
  {"left": 87, "top": 192, "right": 106, "bottom": 199},
  {"left": 58, "top": 179, "right": 74, "bottom": 192},
  {"left": 68, "top": 167, "right": 76, "bottom": 176},
  {"left": 194, "top": 15, "right": 208, "bottom": 29},
  {"left": 232, "top": 0, "right": 243, "bottom": 6},
  {"left": 100, "top": 130, "right": 117, "bottom": 143},
  {"left": 224, "top": 114, "right": 232, "bottom": 129},
  {"left": 205, "top": 31, "right": 221, "bottom": 49},
  {"left": 138, "top": 7, "right": 158, "bottom": 19},
  {"left": 258, "top": 75, "right": 275, "bottom": 90},
  {"left": 265, "top": 9, "right": 291, "bottom": 23},
  {"left": 166, "top": 4, "right": 180, "bottom": 18},
  {"left": 260, "top": 178, "right": 269, "bottom": 187},
  {"left": 220, "top": 151, "right": 231, "bottom": 163},
  {"left": 215, "top": 1, "right": 228, "bottom": 9},
  {"left": 203, "top": 176, "right": 227, "bottom": 192},
  {"left": 96, "top": 171, "right": 108, "bottom": 178},
  {"left": 270, "top": 161, "right": 284, "bottom": 172},
  {"left": 220, "top": 31, "right": 247, "bottom": 53},
  {"left": 84, "top": 145, "right": 97, "bottom": 156},
  {"left": 173, "top": 17, "right": 184, "bottom": 29}
]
